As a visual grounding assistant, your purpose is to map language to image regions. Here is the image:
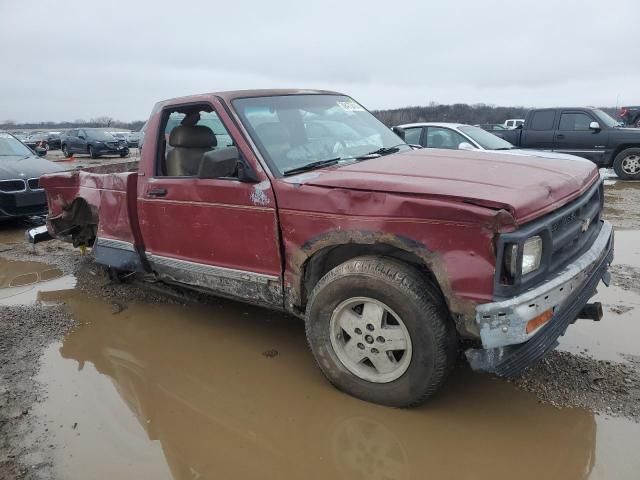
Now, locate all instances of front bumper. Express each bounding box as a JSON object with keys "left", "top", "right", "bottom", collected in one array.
[
  {"left": 466, "top": 220, "right": 614, "bottom": 377},
  {"left": 0, "top": 190, "right": 47, "bottom": 219},
  {"left": 94, "top": 144, "right": 129, "bottom": 155}
]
